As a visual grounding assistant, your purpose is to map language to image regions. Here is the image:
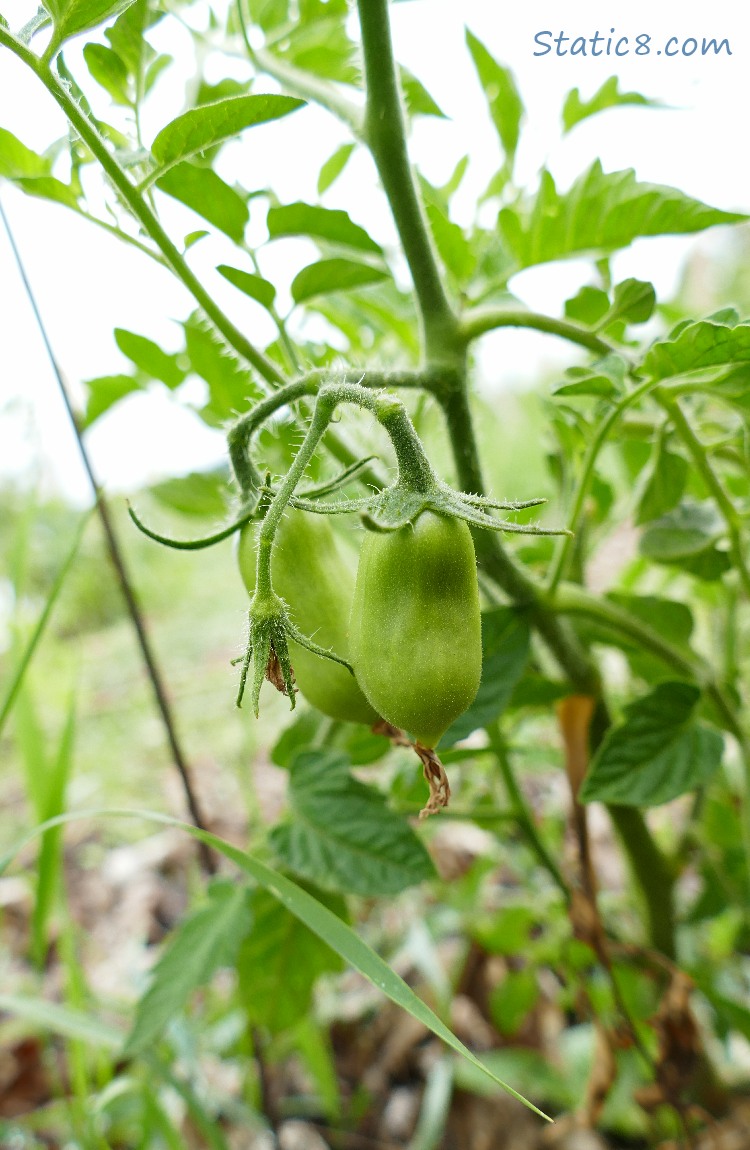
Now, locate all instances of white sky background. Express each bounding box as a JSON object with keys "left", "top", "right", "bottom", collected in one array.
[{"left": 0, "top": 0, "right": 747, "bottom": 503}]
